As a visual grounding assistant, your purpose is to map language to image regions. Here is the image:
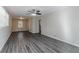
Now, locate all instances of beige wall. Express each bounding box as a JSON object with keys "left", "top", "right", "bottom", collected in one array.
[
  {"left": 12, "top": 17, "right": 32, "bottom": 32},
  {"left": 28, "top": 18, "right": 32, "bottom": 32},
  {"left": 11, "top": 16, "right": 39, "bottom": 33}
]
